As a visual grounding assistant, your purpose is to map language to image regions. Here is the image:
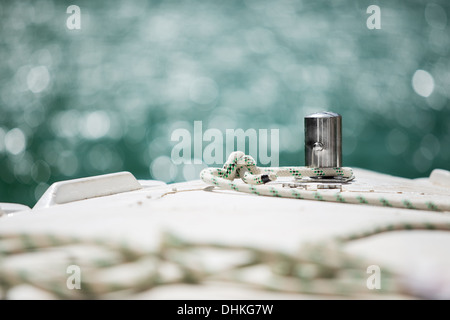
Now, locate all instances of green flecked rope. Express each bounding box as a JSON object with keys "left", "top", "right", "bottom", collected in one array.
[
  {"left": 200, "top": 151, "right": 450, "bottom": 213},
  {"left": 1, "top": 221, "right": 450, "bottom": 299},
  {"left": 210, "top": 151, "right": 355, "bottom": 184}
]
